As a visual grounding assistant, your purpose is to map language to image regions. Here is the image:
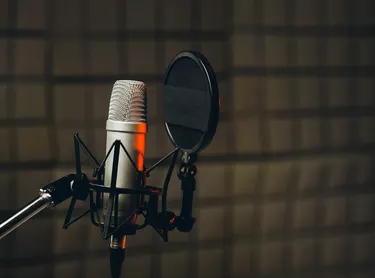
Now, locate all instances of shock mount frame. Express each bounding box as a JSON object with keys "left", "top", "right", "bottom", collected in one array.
[{"left": 62, "top": 133, "right": 197, "bottom": 243}]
